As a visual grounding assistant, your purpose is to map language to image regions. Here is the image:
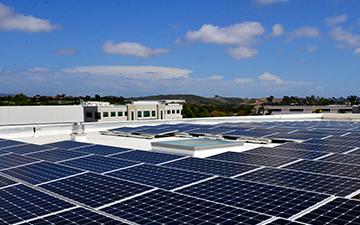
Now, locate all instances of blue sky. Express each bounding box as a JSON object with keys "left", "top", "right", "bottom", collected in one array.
[{"left": 0, "top": 0, "right": 359, "bottom": 97}]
